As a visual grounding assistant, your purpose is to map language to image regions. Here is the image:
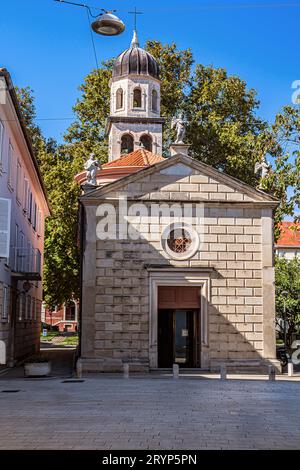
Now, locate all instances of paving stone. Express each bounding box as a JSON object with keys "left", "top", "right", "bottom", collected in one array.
[{"left": 0, "top": 376, "right": 300, "bottom": 449}]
